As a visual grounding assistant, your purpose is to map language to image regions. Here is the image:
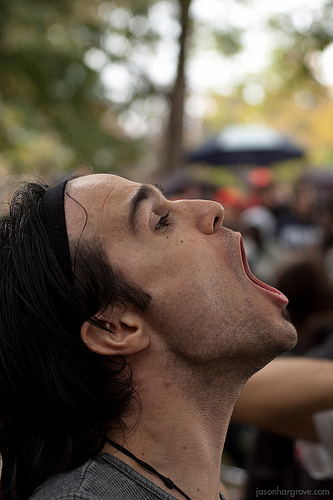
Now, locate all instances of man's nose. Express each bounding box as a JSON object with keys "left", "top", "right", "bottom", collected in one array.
[{"left": 186, "top": 199, "right": 225, "bottom": 234}]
